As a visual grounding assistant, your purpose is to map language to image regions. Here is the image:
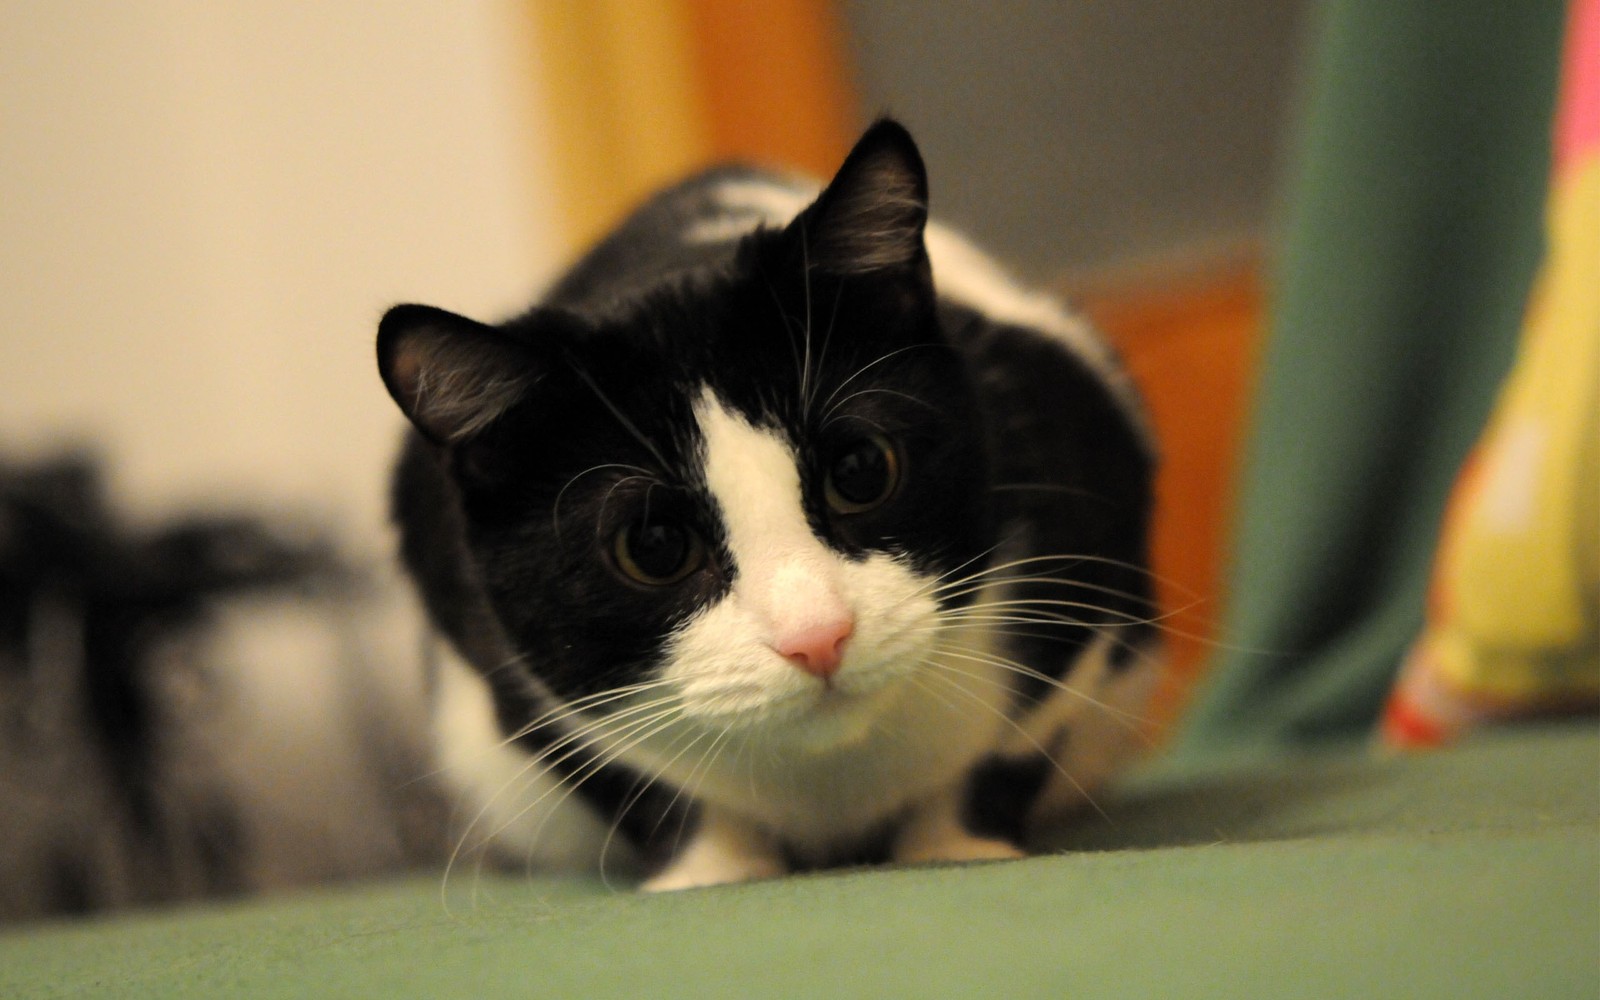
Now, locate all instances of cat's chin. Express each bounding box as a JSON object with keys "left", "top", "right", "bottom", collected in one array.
[
  {"left": 779, "top": 683, "right": 902, "bottom": 752},
  {"left": 681, "top": 668, "right": 912, "bottom": 752}
]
